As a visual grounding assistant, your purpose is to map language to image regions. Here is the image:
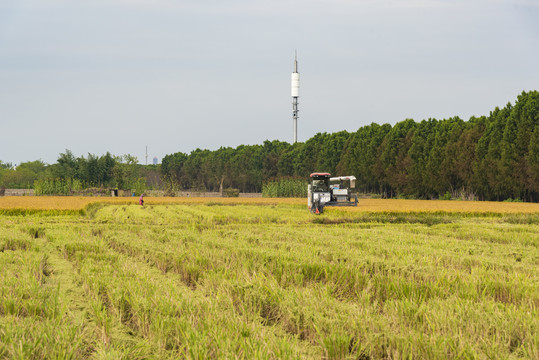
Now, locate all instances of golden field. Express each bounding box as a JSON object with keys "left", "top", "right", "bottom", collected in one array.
[
  {"left": 0, "top": 196, "right": 538, "bottom": 213},
  {"left": 1, "top": 197, "right": 538, "bottom": 358}
]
